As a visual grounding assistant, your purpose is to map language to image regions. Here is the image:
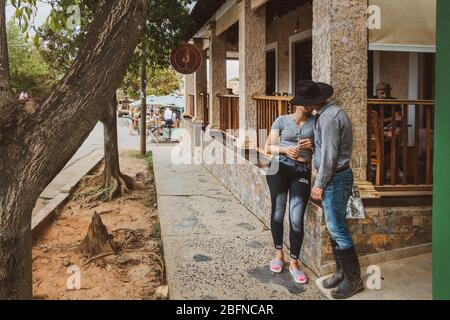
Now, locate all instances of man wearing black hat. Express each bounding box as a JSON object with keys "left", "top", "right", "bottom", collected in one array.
[{"left": 294, "top": 80, "right": 364, "bottom": 299}]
